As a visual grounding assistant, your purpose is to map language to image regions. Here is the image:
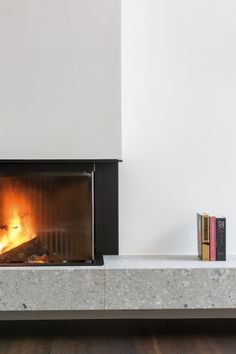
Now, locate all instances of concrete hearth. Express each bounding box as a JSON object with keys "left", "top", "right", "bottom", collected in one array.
[{"left": 0, "top": 256, "right": 236, "bottom": 313}]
